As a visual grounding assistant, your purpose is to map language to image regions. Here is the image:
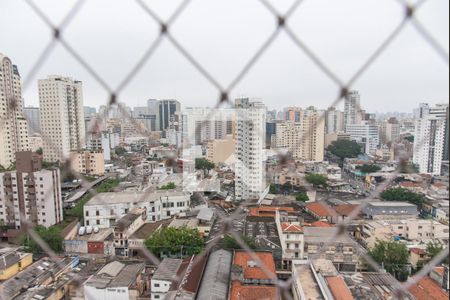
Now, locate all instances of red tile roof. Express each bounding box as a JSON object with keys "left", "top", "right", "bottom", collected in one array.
[
  {"left": 306, "top": 202, "right": 337, "bottom": 217},
  {"left": 326, "top": 276, "right": 354, "bottom": 300},
  {"left": 305, "top": 221, "right": 334, "bottom": 227},
  {"left": 334, "top": 204, "right": 359, "bottom": 217},
  {"left": 400, "top": 181, "right": 422, "bottom": 188},
  {"left": 233, "top": 251, "right": 276, "bottom": 280},
  {"left": 249, "top": 206, "right": 294, "bottom": 217},
  {"left": 408, "top": 276, "right": 449, "bottom": 300},
  {"left": 230, "top": 281, "right": 279, "bottom": 300},
  {"left": 433, "top": 267, "right": 445, "bottom": 276},
  {"left": 281, "top": 223, "right": 303, "bottom": 233},
  {"left": 410, "top": 248, "right": 426, "bottom": 255}
]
